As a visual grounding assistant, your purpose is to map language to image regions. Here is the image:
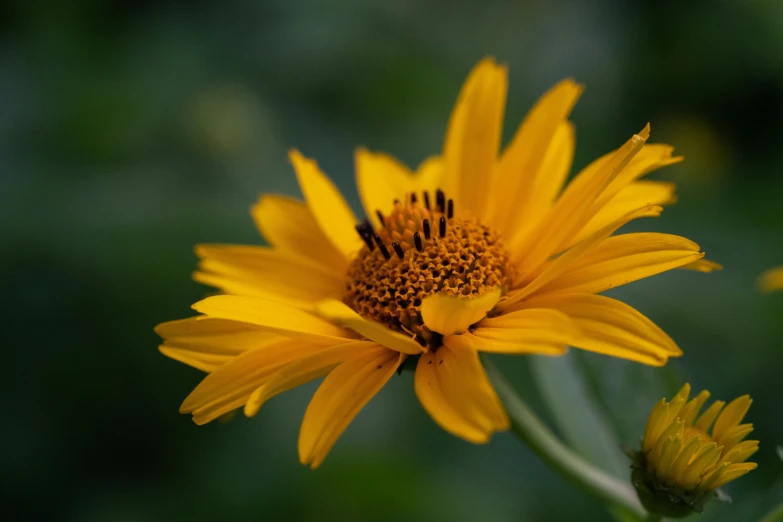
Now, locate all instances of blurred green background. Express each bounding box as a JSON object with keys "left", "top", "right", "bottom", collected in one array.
[{"left": 3, "top": 1, "right": 782, "bottom": 521}]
